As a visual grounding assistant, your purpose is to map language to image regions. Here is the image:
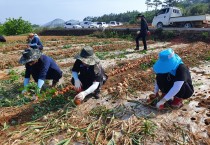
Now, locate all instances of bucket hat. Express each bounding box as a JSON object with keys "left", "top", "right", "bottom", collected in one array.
[
  {"left": 74, "top": 46, "right": 99, "bottom": 65},
  {"left": 153, "top": 48, "right": 183, "bottom": 74},
  {"left": 19, "top": 48, "right": 42, "bottom": 65}
]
